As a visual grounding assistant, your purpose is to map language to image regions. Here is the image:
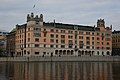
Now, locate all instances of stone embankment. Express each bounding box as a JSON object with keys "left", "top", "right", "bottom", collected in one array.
[{"left": 0, "top": 56, "right": 120, "bottom": 62}]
